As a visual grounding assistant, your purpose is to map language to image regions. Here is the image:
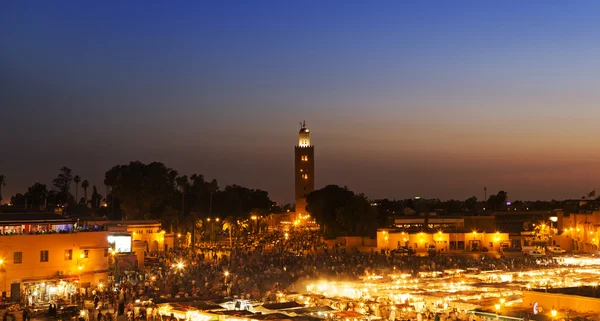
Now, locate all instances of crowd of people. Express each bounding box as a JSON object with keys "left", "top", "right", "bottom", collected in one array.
[
  {"left": 106, "top": 229, "right": 558, "bottom": 305},
  {"left": 14, "top": 229, "right": 565, "bottom": 321}
]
